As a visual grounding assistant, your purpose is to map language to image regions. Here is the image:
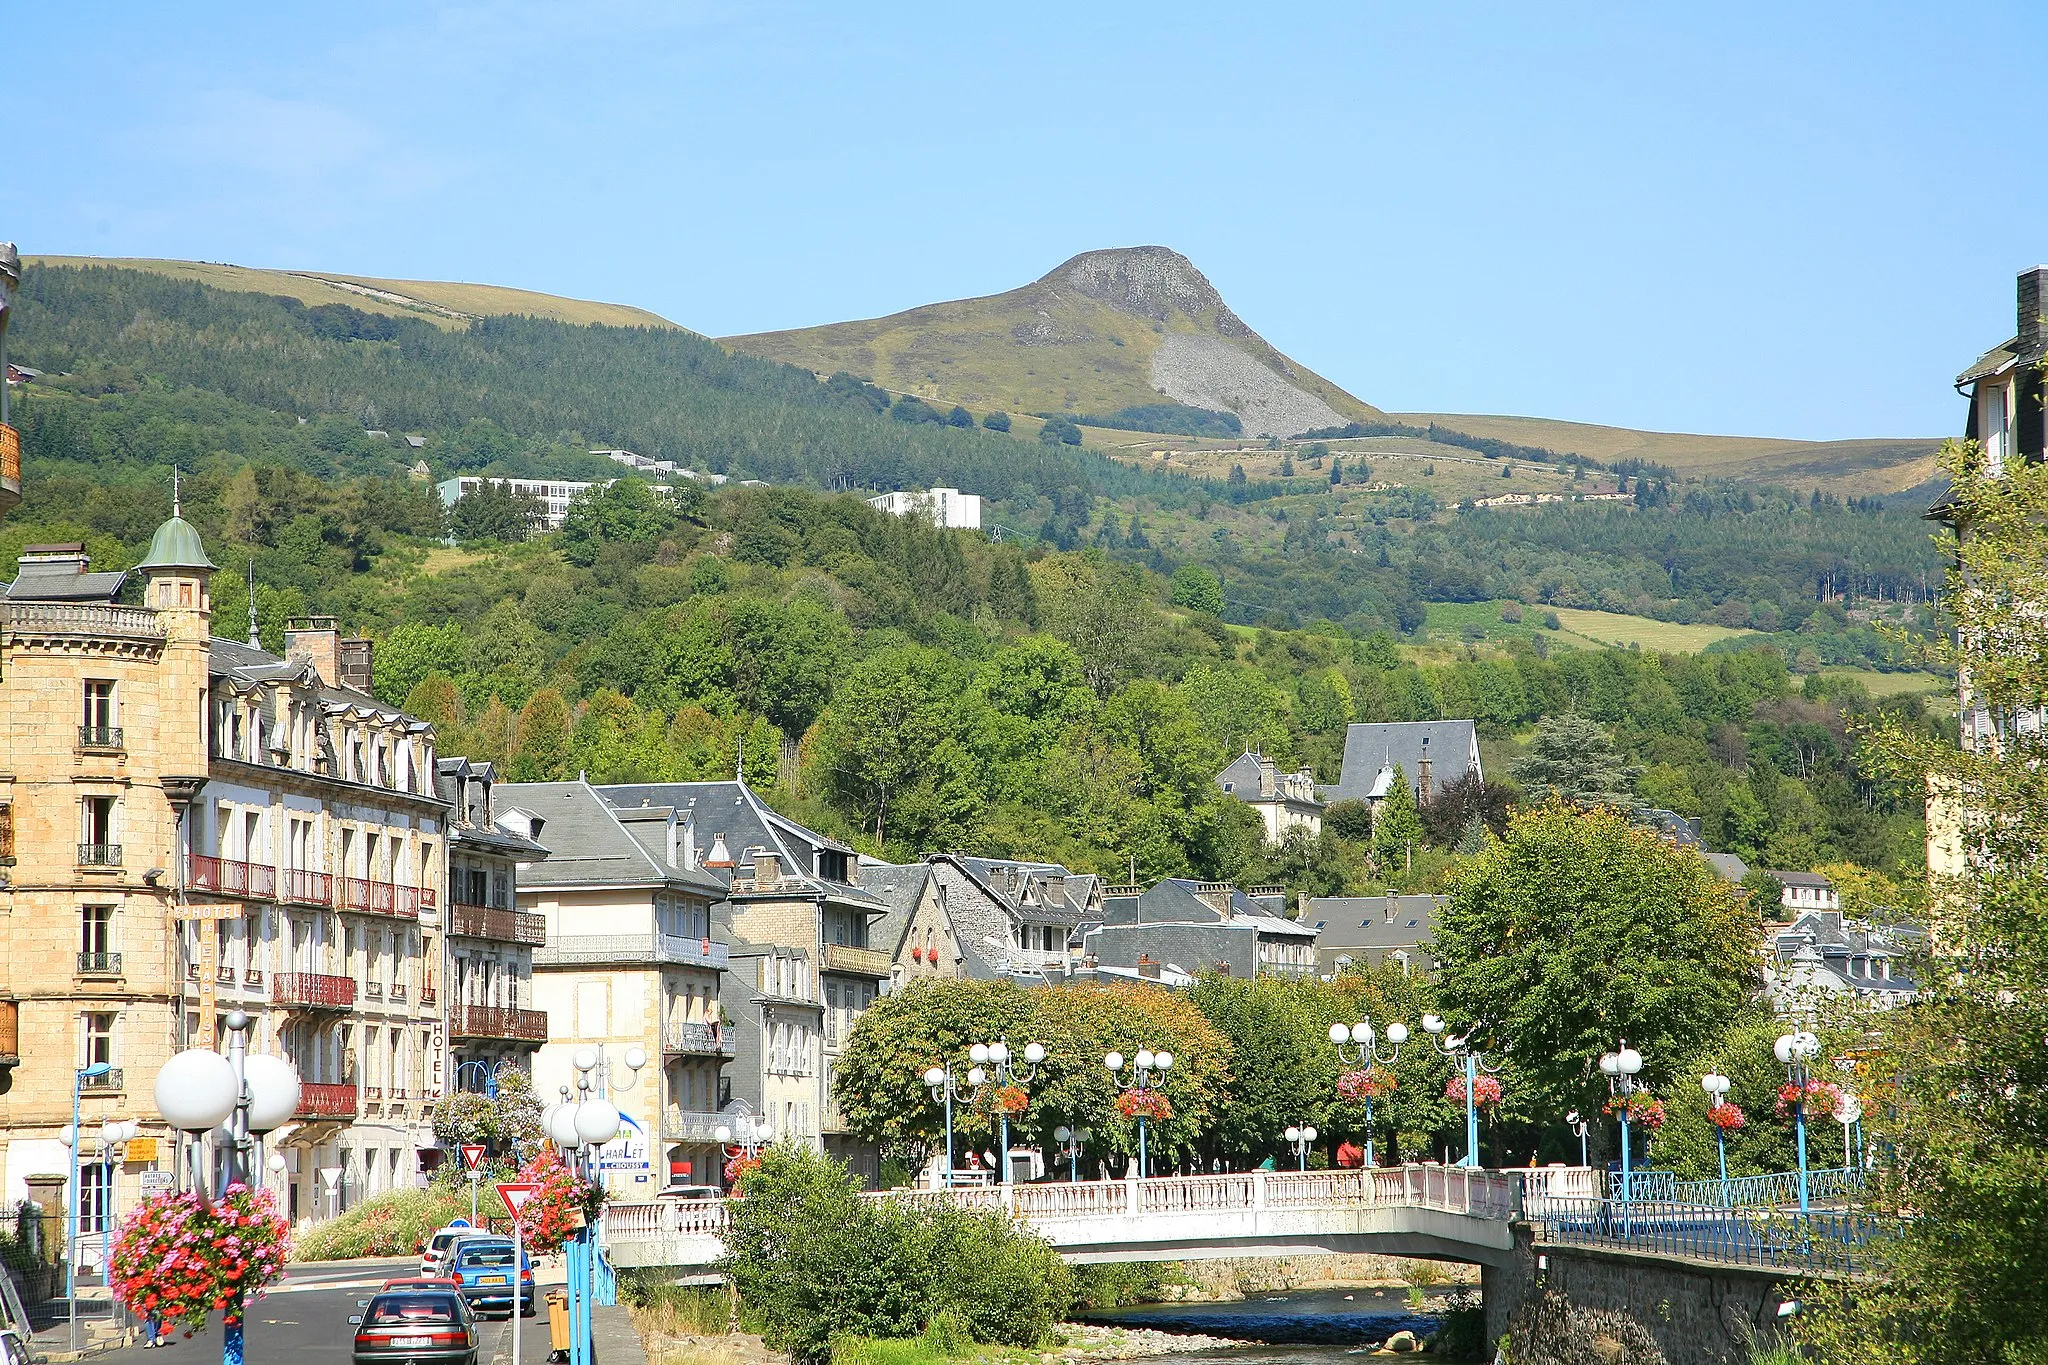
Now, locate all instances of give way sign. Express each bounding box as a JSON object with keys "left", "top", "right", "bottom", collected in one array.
[
  {"left": 461, "top": 1145, "right": 487, "bottom": 1172},
  {"left": 497, "top": 1182, "right": 542, "bottom": 1218}
]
